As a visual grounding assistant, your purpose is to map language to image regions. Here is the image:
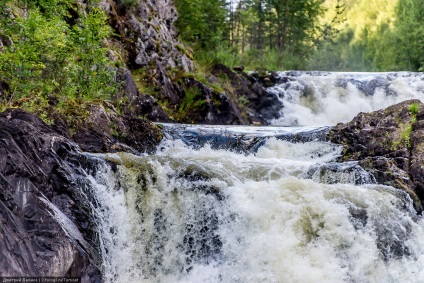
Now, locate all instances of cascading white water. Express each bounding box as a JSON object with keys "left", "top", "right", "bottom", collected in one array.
[
  {"left": 81, "top": 72, "right": 424, "bottom": 283},
  {"left": 268, "top": 71, "right": 424, "bottom": 126},
  {"left": 83, "top": 136, "right": 424, "bottom": 283}
]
